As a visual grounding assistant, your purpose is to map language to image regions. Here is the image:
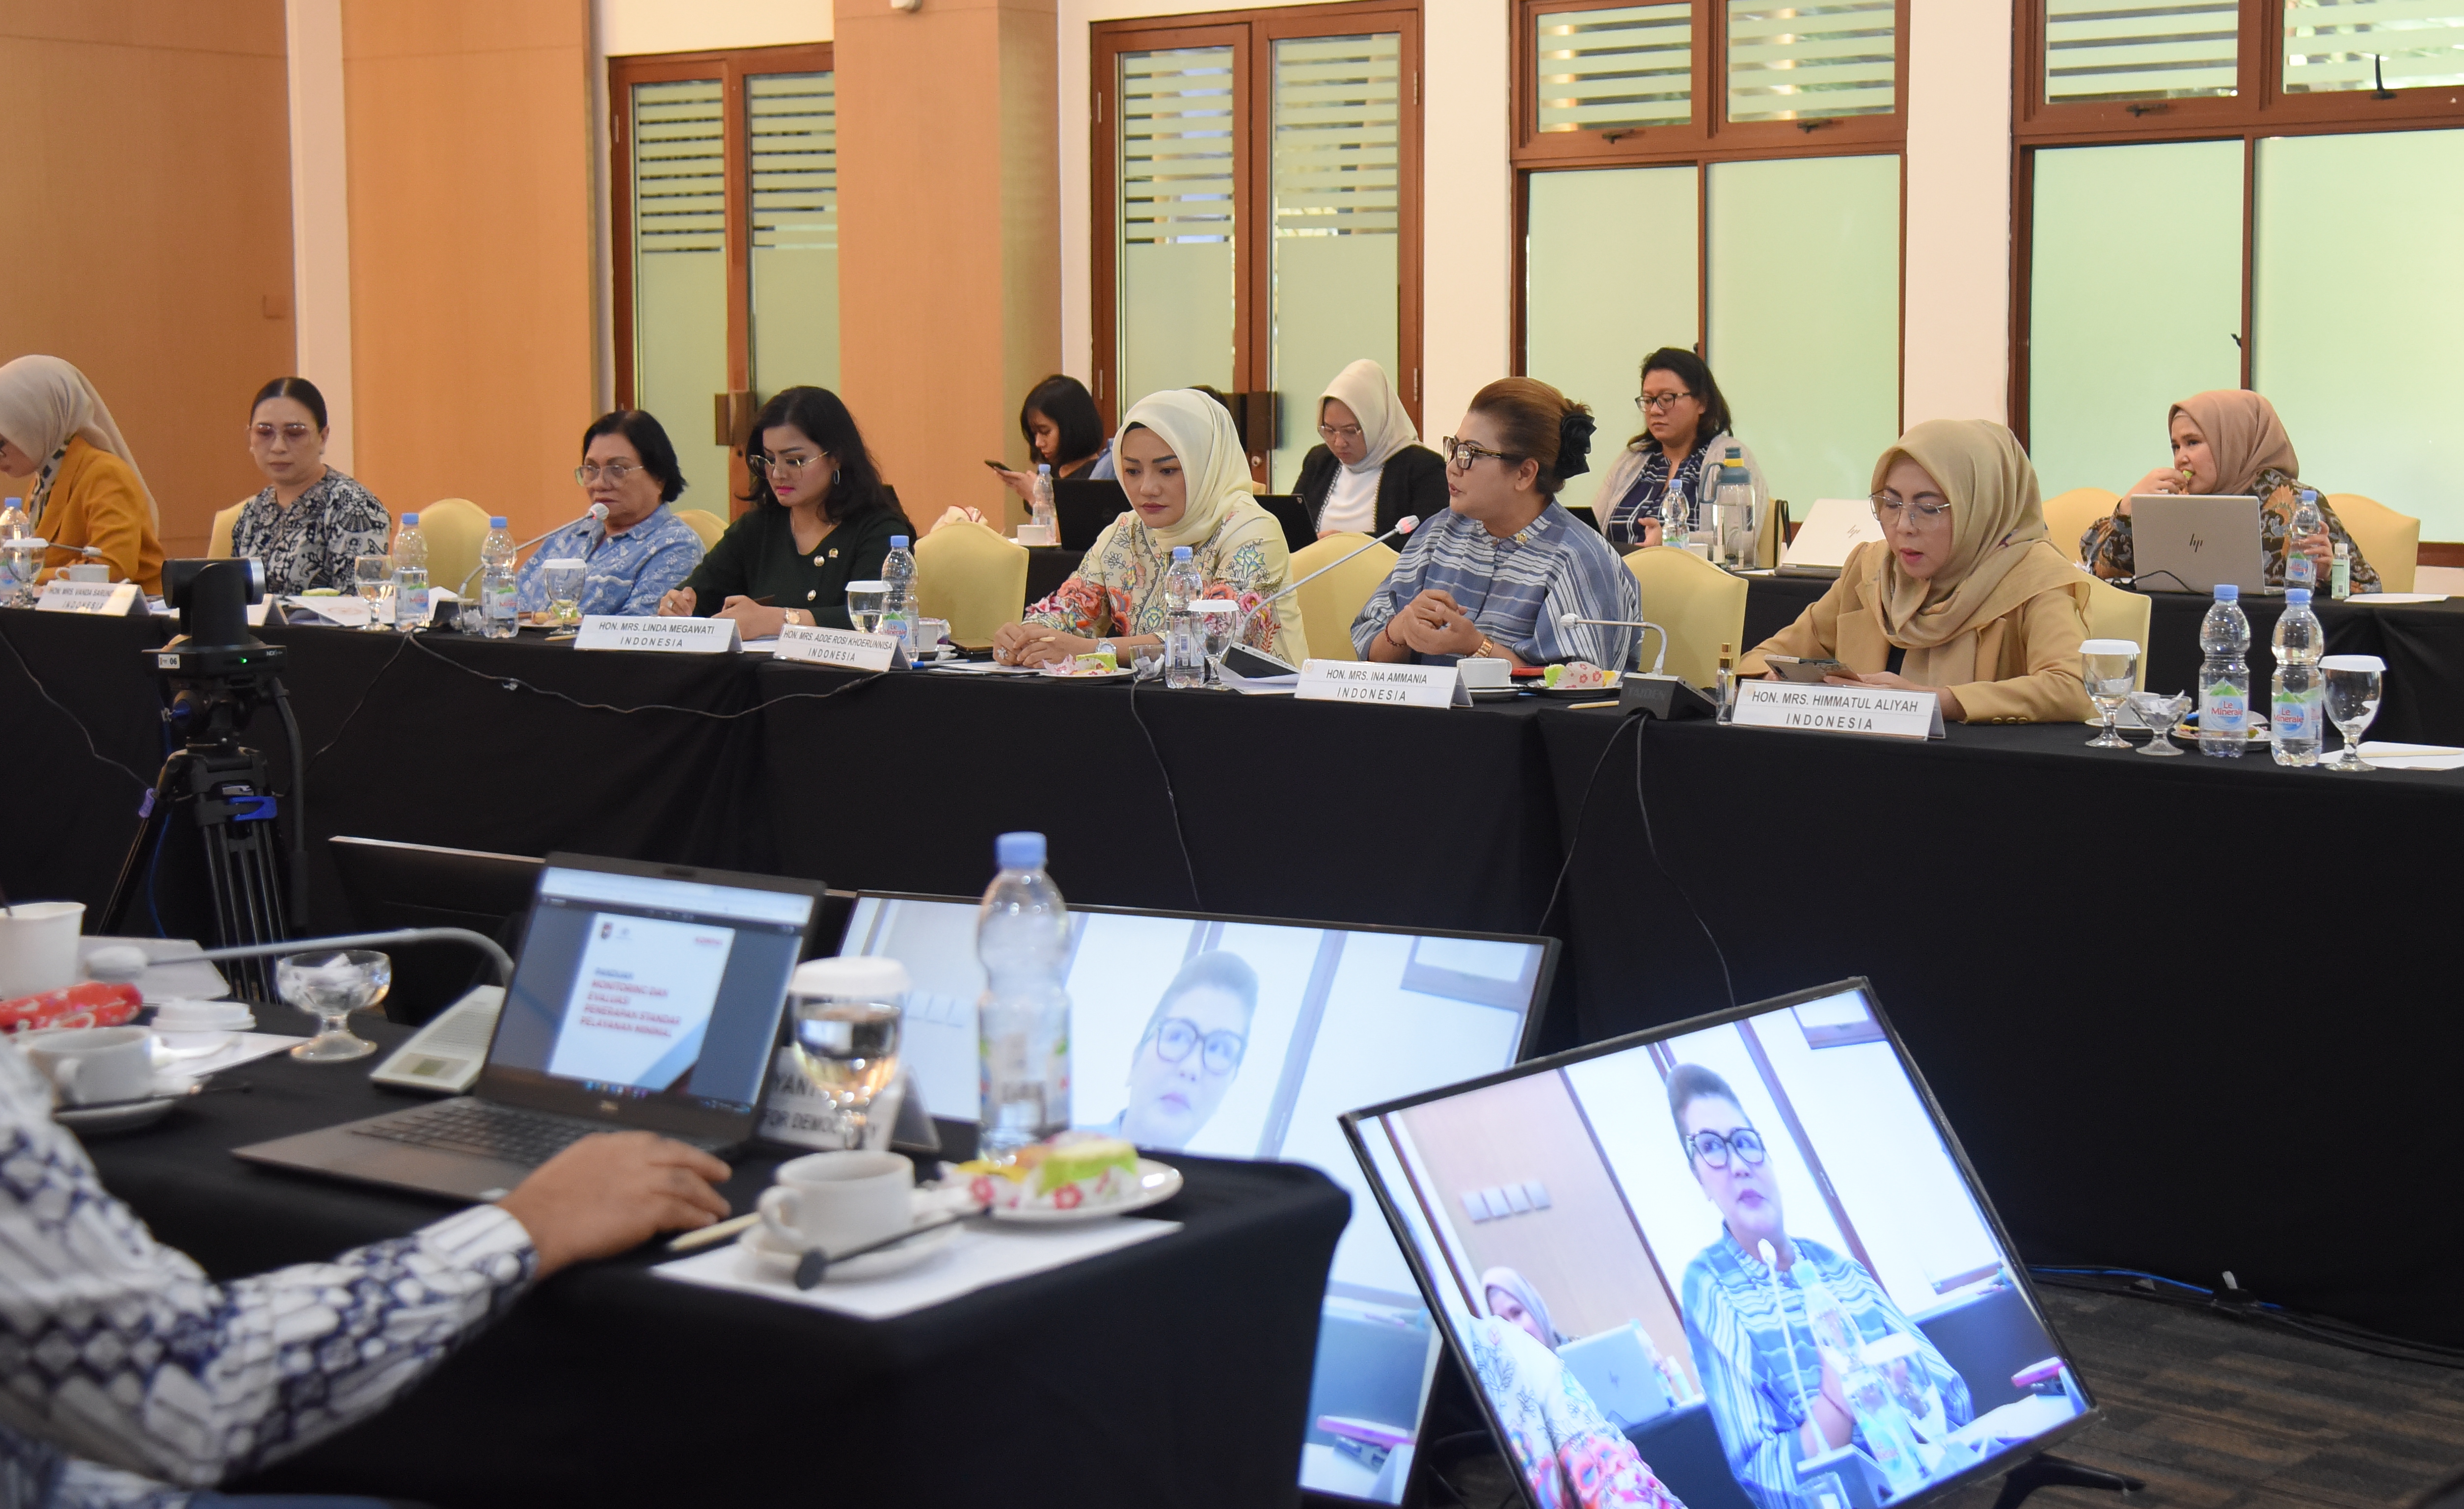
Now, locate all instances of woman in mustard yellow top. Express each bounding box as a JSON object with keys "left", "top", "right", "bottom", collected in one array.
[{"left": 0, "top": 355, "right": 162, "bottom": 594}]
